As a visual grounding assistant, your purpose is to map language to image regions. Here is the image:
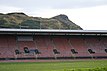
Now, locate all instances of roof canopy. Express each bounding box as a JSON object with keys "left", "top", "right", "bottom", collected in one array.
[{"left": 0, "top": 28, "right": 107, "bottom": 35}]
